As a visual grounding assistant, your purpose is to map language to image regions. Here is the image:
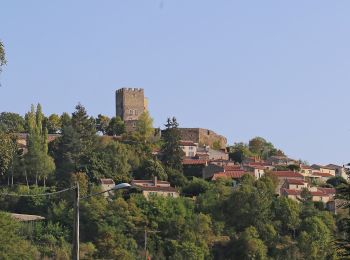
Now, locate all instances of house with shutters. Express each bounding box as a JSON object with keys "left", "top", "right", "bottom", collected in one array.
[{"left": 131, "top": 177, "right": 179, "bottom": 199}]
